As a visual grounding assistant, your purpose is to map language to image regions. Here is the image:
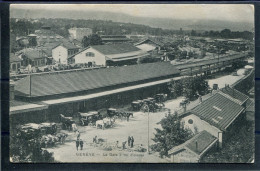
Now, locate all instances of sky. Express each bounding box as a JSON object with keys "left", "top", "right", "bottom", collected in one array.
[{"left": 11, "top": 4, "right": 254, "bottom": 23}]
